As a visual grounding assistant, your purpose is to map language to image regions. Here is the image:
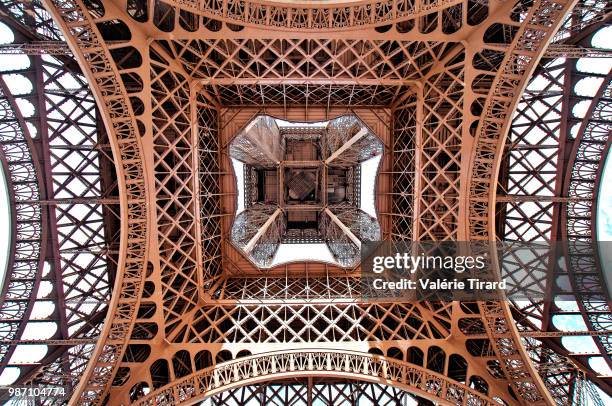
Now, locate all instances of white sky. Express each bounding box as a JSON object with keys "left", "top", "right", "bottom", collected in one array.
[
  {"left": 271, "top": 243, "right": 336, "bottom": 267},
  {"left": 597, "top": 151, "right": 612, "bottom": 241},
  {"left": 232, "top": 159, "right": 244, "bottom": 214},
  {"left": 361, "top": 154, "right": 381, "bottom": 218}
]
